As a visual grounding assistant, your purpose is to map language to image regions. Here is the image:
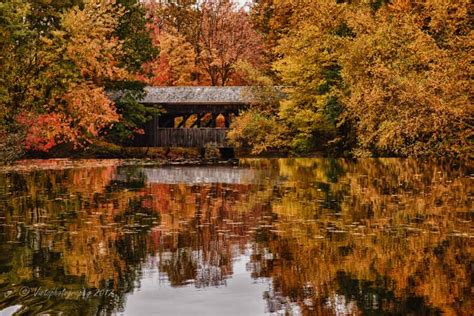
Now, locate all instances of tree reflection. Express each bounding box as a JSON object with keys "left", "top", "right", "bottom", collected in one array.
[
  {"left": 243, "top": 158, "right": 472, "bottom": 315},
  {"left": 0, "top": 159, "right": 471, "bottom": 315}
]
